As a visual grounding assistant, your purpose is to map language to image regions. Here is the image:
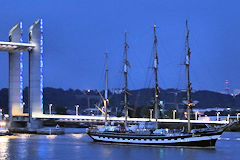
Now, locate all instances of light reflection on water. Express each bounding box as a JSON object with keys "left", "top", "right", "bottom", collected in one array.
[
  {"left": 0, "top": 136, "right": 9, "bottom": 160},
  {"left": 70, "top": 134, "right": 84, "bottom": 139},
  {"left": 0, "top": 132, "right": 239, "bottom": 160},
  {"left": 45, "top": 135, "right": 57, "bottom": 139}
]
